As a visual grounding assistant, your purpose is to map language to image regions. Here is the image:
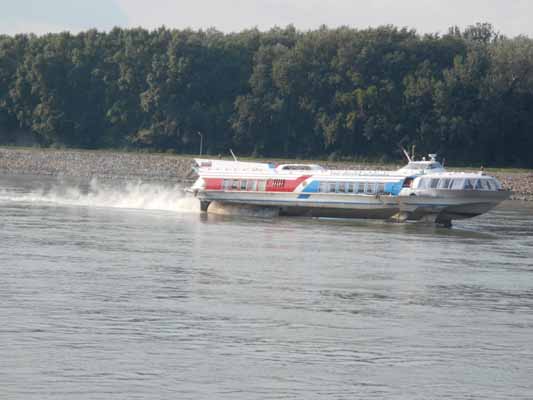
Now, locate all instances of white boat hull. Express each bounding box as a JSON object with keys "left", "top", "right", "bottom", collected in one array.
[
  {"left": 400, "top": 190, "right": 510, "bottom": 222},
  {"left": 196, "top": 189, "right": 510, "bottom": 224}
]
